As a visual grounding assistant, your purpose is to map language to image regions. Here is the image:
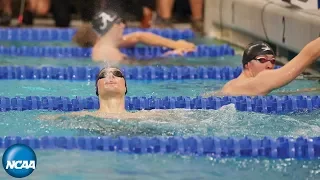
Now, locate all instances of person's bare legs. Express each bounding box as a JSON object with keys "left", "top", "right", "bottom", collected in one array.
[
  {"left": 154, "top": 0, "right": 175, "bottom": 28},
  {"left": 141, "top": 6, "right": 153, "bottom": 28},
  {"left": 0, "top": 0, "right": 12, "bottom": 25},
  {"left": 189, "top": 0, "right": 204, "bottom": 34},
  {"left": 2, "top": 0, "right": 11, "bottom": 15},
  {"left": 29, "top": 0, "right": 50, "bottom": 15},
  {"left": 23, "top": 0, "right": 50, "bottom": 25},
  {"left": 189, "top": 0, "right": 202, "bottom": 20},
  {"left": 157, "top": 0, "right": 174, "bottom": 19}
]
